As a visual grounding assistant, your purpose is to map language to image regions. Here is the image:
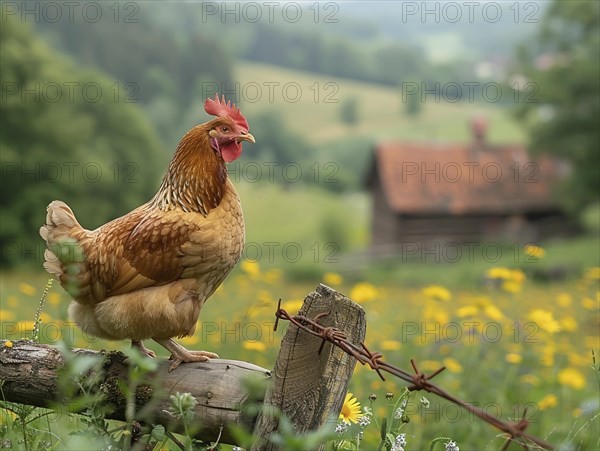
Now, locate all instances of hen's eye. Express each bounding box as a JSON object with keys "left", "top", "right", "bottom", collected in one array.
[{"left": 221, "top": 126, "right": 230, "bottom": 133}]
